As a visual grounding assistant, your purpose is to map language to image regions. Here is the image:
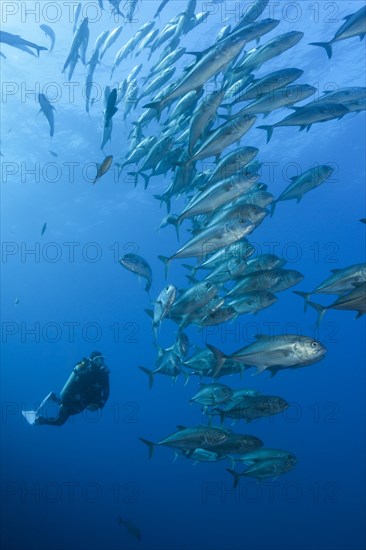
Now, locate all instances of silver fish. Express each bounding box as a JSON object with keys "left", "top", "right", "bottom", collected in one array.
[
  {"left": 258, "top": 102, "right": 350, "bottom": 142},
  {"left": 272, "top": 165, "right": 334, "bottom": 211},
  {"left": 159, "top": 218, "right": 255, "bottom": 272},
  {"left": 306, "top": 282, "right": 366, "bottom": 325},
  {"left": 191, "top": 115, "right": 257, "bottom": 161},
  {"left": 38, "top": 94, "right": 55, "bottom": 137},
  {"left": 310, "top": 5, "right": 366, "bottom": 58},
  {"left": 119, "top": 253, "right": 152, "bottom": 292},
  {"left": 294, "top": 263, "right": 366, "bottom": 311},
  {"left": 230, "top": 334, "right": 327, "bottom": 375},
  {"left": 39, "top": 24, "right": 55, "bottom": 52},
  {"left": 153, "top": 284, "right": 177, "bottom": 336}
]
